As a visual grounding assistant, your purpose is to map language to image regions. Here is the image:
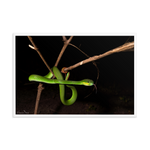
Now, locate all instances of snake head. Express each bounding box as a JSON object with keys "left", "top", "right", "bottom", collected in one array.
[{"left": 81, "top": 79, "right": 94, "bottom": 86}]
